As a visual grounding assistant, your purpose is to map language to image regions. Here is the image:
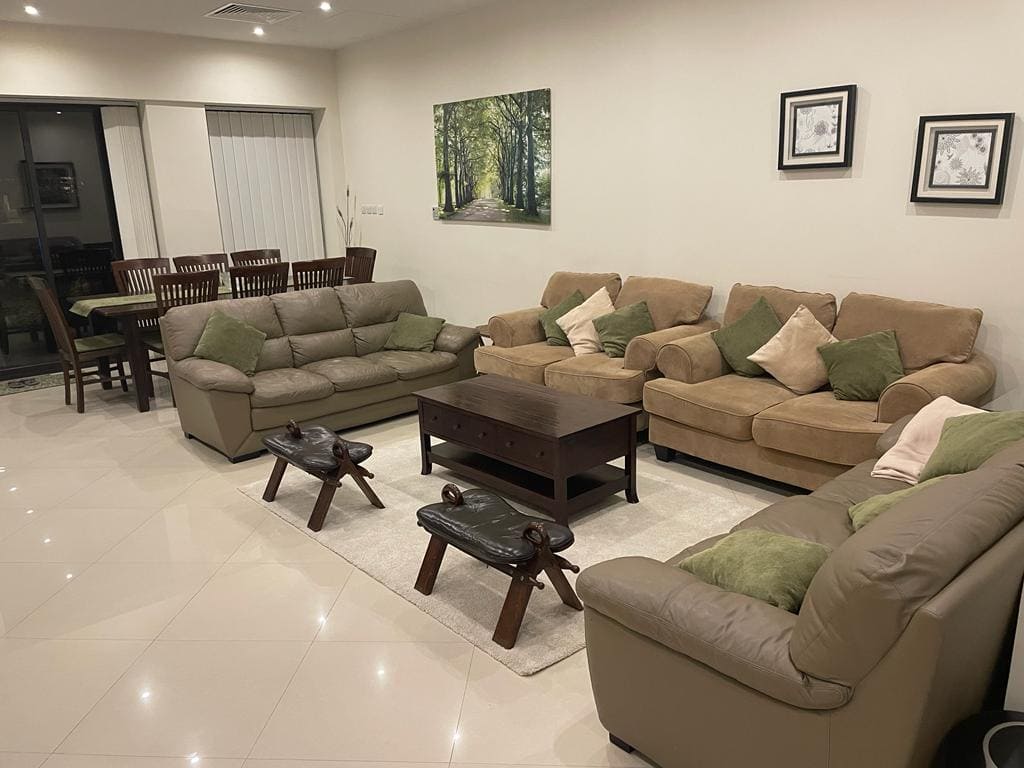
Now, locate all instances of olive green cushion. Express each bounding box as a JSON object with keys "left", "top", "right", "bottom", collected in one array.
[
  {"left": 539, "top": 290, "right": 584, "bottom": 347},
  {"left": 919, "top": 411, "right": 1024, "bottom": 482},
  {"left": 592, "top": 301, "right": 656, "bottom": 358},
  {"left": 848, "top": 476, "right": 947, "bottom": 531},
  {"left": 680, "top": 528, "right": 830, "bottom": 612},
  {"left": 711, "top": 296, "right": 782, "bottom": 376},
  {"left": 73, "top": 333, "right": 125, "bottom": 353},
  {"left": 193, "top": 311, "right": 266, "bottom": 376},
  {"left": 818, "top": 329, "right": 904, "bottom": 401},
  {"left": 383, "top": 312, "right": 446, "bottom": 353}
]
